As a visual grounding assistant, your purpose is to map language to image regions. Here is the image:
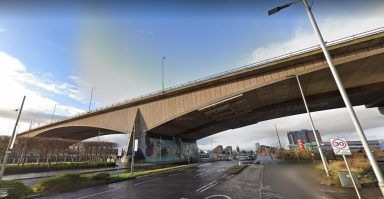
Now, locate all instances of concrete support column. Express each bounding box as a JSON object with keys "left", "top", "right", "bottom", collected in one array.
[{"left": 379, "top": 106, "right": 384, "bottom": 115}]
